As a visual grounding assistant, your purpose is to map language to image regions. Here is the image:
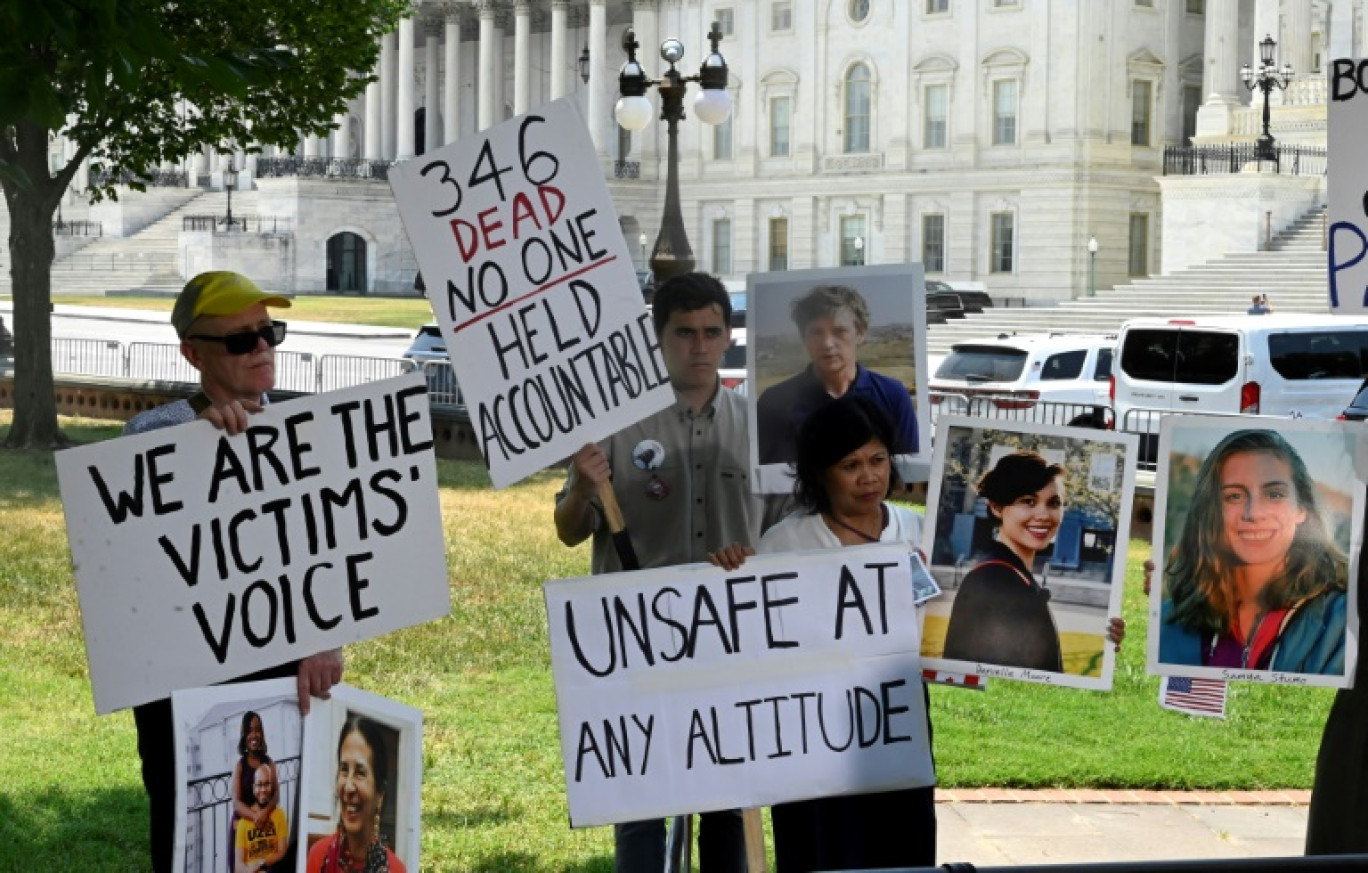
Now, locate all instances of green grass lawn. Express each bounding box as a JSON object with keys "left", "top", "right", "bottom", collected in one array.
[
  {"left": 0, "top": 412, "right": 1337, "bottom": 870},
  {"left": 32, "top": 293, "right": 437, "bottom": 330}
]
